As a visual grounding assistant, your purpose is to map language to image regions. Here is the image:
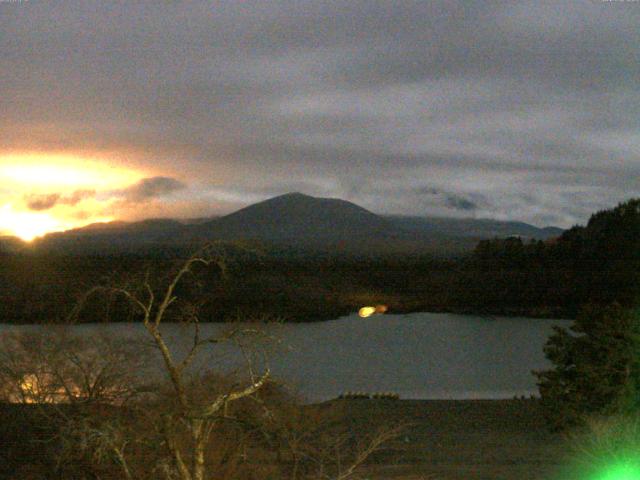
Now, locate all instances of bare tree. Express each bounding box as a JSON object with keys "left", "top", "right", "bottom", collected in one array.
[
  {"left": 0, "top": 327, "right": 145, "bottom": 405},
  {"left": 2, "top": 243, "right": 401, "bottom": 479},
  {"left": 71, "top": 244, "right": 271, "bottom": 480},
  {"left": 0, "top": 326, "right": 153, "bottom": 479}
]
